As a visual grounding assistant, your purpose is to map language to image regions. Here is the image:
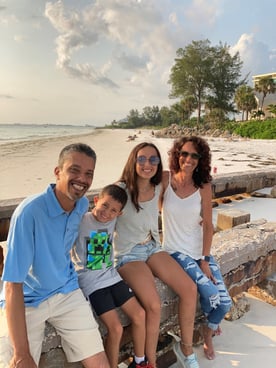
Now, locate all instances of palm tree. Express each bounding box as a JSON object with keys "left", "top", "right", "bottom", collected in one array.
[
  {"left": 235, "top": 85, "right": 257, "bottom": 121},
  {"left": 267, "top": 104, "right": 276, "bottom": 117},
  {"left": 181, "top": 96, "right": 197, "bottom": 120},
  {"left": 254, "top": 77, "right": 276, "bottom": 111}
]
